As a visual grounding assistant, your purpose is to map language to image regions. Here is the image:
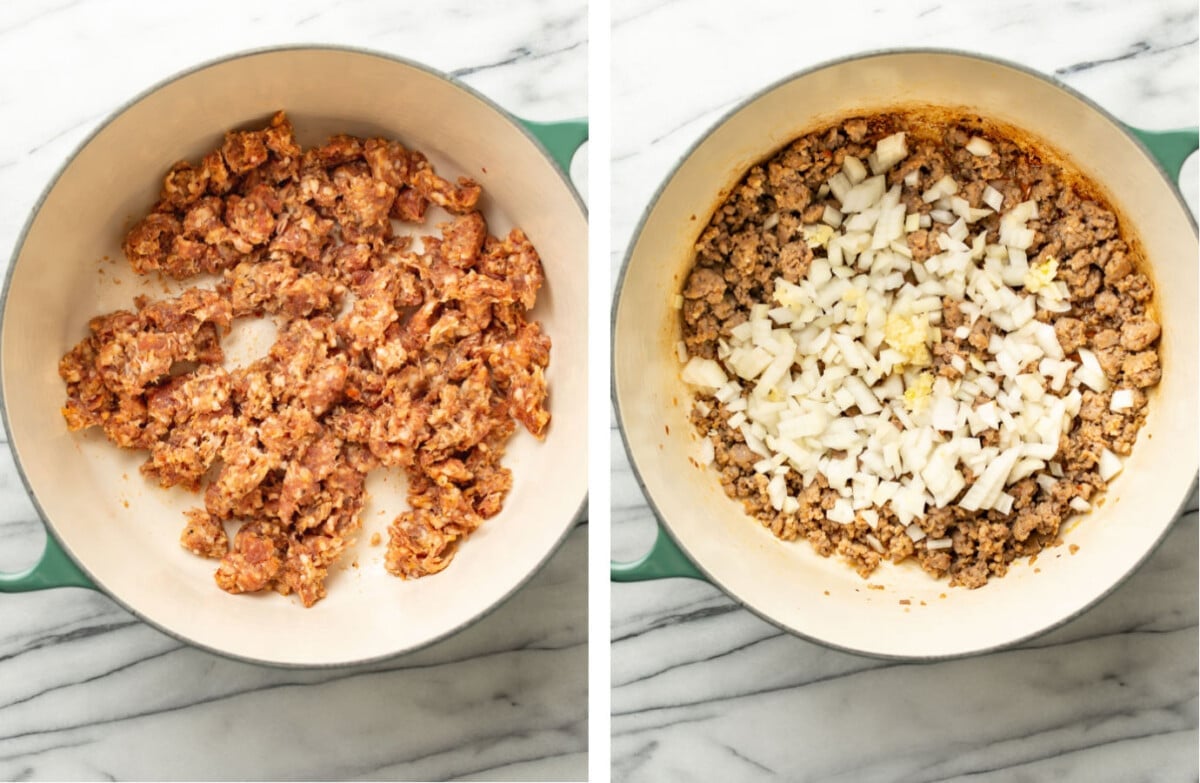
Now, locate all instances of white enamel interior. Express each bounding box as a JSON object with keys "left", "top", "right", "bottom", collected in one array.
[
  {"left": 614, "top": 52, "right": 1197, "bottom": 658},
  {"left": 2, "top": 49, "right": 587, "bottom": 666}
]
